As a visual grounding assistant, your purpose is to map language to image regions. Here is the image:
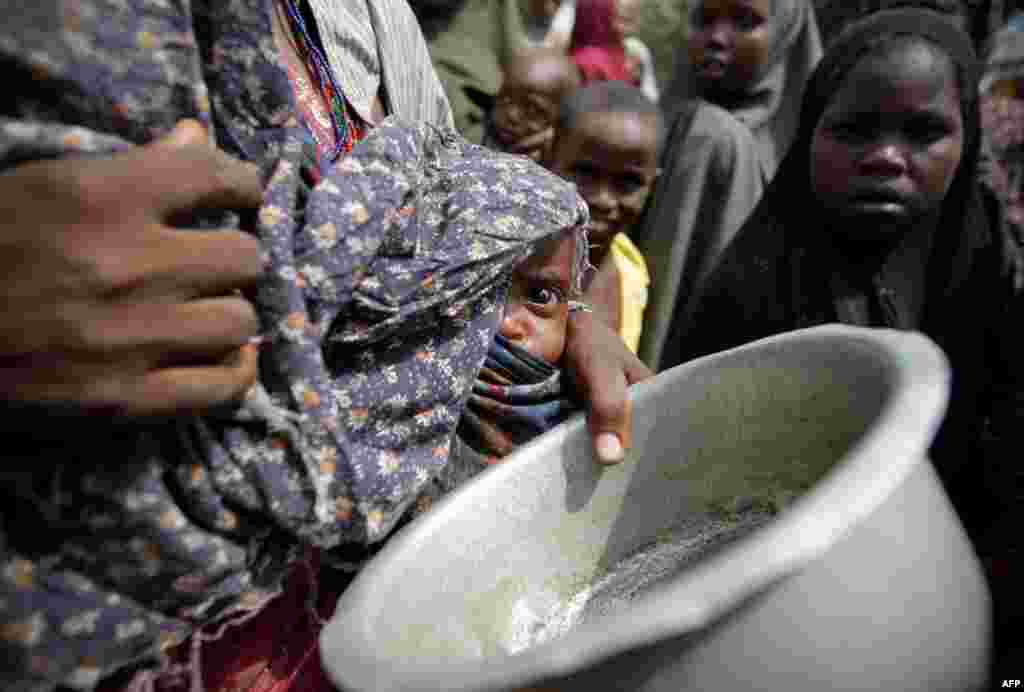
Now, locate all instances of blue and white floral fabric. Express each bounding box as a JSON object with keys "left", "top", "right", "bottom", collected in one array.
[{"left": 0, "top": 1, "right": 588, "bottom": 689}]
